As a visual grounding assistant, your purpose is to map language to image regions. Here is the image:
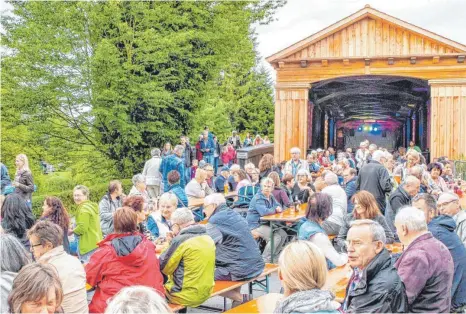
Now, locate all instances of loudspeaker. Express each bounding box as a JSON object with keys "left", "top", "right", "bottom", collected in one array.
[
  {"left": 349, "top": 129, "right": 355, "bottom": 136},
  {"left": 382, "top": 130, "right": 387, "bottom": 138}
]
